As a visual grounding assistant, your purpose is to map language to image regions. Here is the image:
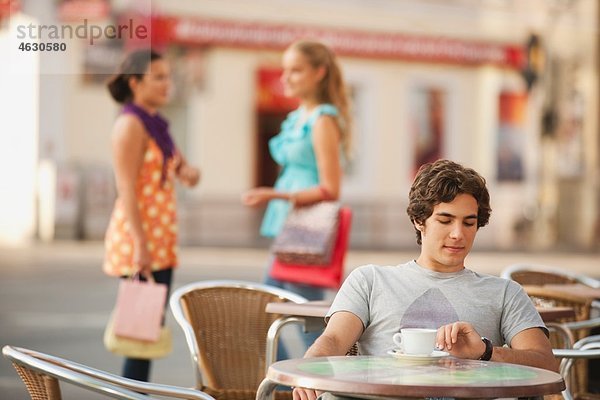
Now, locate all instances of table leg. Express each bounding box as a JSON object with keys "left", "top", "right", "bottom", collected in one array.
[{"left": 256, "top": 378, "right": 278, "bottom": 400}]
